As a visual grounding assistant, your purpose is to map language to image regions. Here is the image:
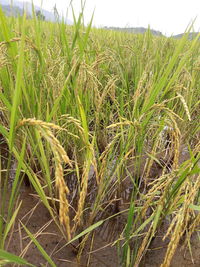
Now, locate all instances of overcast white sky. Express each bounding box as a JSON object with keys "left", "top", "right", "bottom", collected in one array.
[{"left": 18, "top": 0, "right": 200, "bottom": 35}]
